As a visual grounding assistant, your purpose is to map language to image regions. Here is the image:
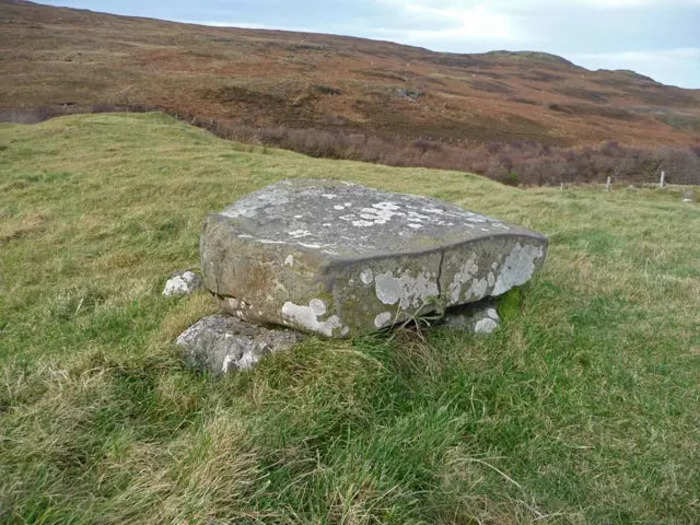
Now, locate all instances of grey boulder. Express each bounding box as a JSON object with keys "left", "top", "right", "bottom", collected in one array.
[
  {"left": 201, "top": 179, "right": 547, "bottom": 338},
  {"left": 443, "top": 300, "right": 501, "bottom": 334},
  {"left": 176, "top": 314, "right": 304, "bottom": 374},
  {"left": 163, "top": 270, "right": 202, "bottom": 297}
]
